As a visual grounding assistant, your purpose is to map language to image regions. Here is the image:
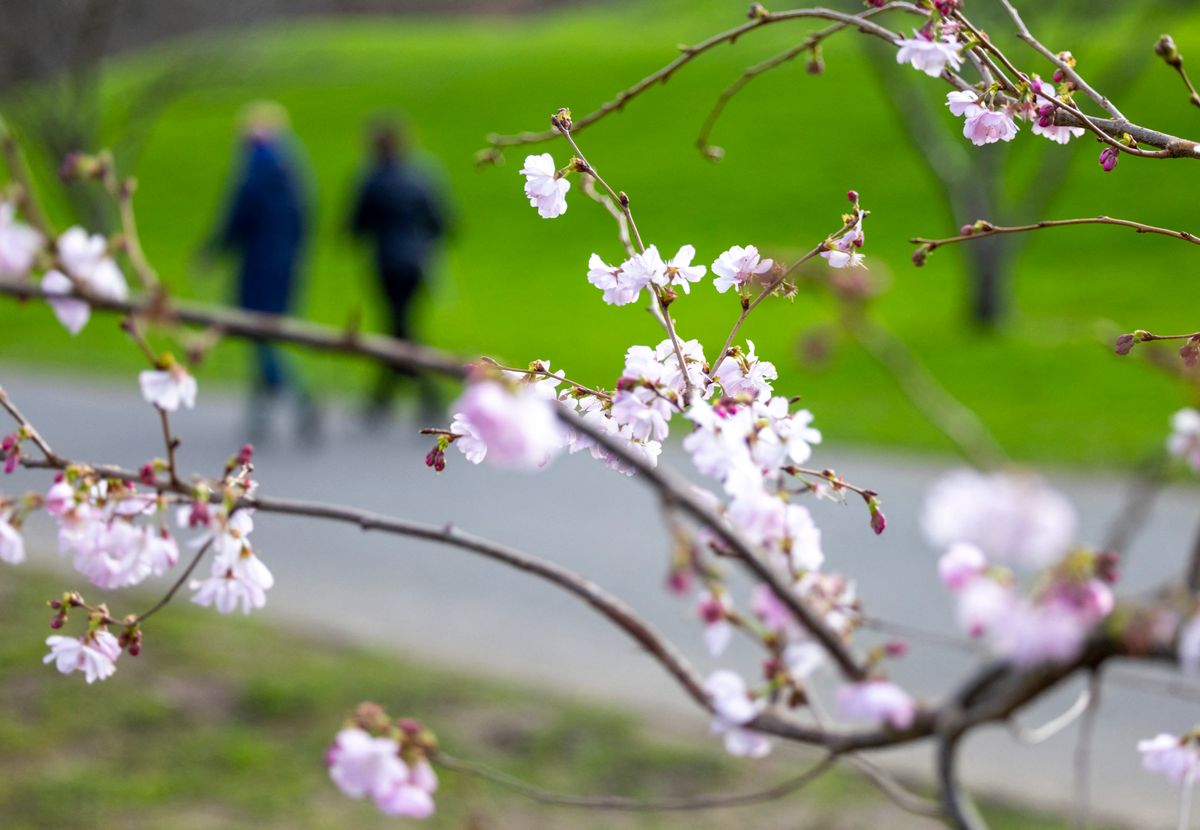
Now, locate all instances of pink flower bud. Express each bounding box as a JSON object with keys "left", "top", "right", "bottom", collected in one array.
[
  {"left": 1114, "top": 333, "right": 1136, "bottom": 355},
  {"left": 666, "top": 568, "right": 693, "bottom": 596},
  {"left": 49, "top": 614, "right": 64, "bottom": 629},
  {"left": 885, "top": 640, "right": 908, "bottom": 658},
  {"left": 139, "top": 463, "right": 156, "bottom": 486},
  {"left": 1099, "top": 146, "right": 1119, "bottom": 172},
  {"left": 846, "top": 190, "right": 859, "bottom": 204},
  {"left": 237, "top": 443, "right": 255, "bottom": 465}
]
